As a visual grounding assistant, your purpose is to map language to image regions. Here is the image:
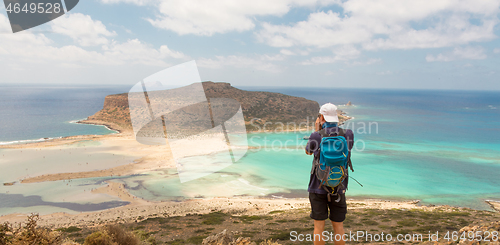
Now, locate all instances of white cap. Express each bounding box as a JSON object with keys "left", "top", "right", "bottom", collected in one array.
[{"left": 319, "top": 103, "right": 339, "bottom": 122}]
